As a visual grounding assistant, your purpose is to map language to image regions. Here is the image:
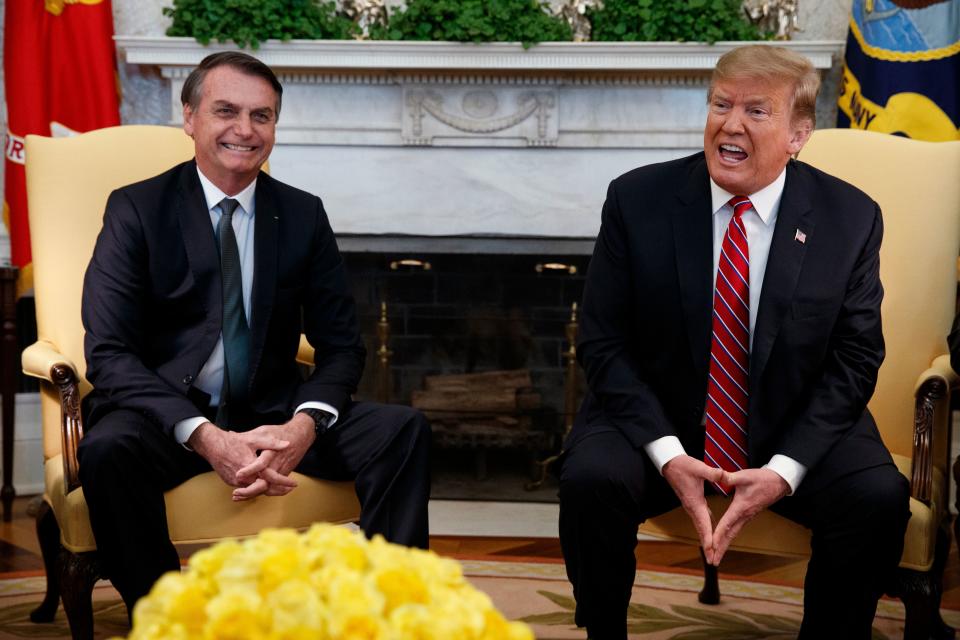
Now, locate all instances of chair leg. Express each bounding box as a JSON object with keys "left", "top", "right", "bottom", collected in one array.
[
  {"left": 894, "top": 520, "right": 954, "bottom": 640},
  {"left": 698, "top": 547, "right": 720, "bottom": 605},
  {"left": 59, "top": 548, "right": 101, "bottom": 640},
  {"left": 30, "top": 500, "right": 61, "bottom": 622},
  {"left": 897, "top": 568, "right": 941, "bottom": 640}
]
